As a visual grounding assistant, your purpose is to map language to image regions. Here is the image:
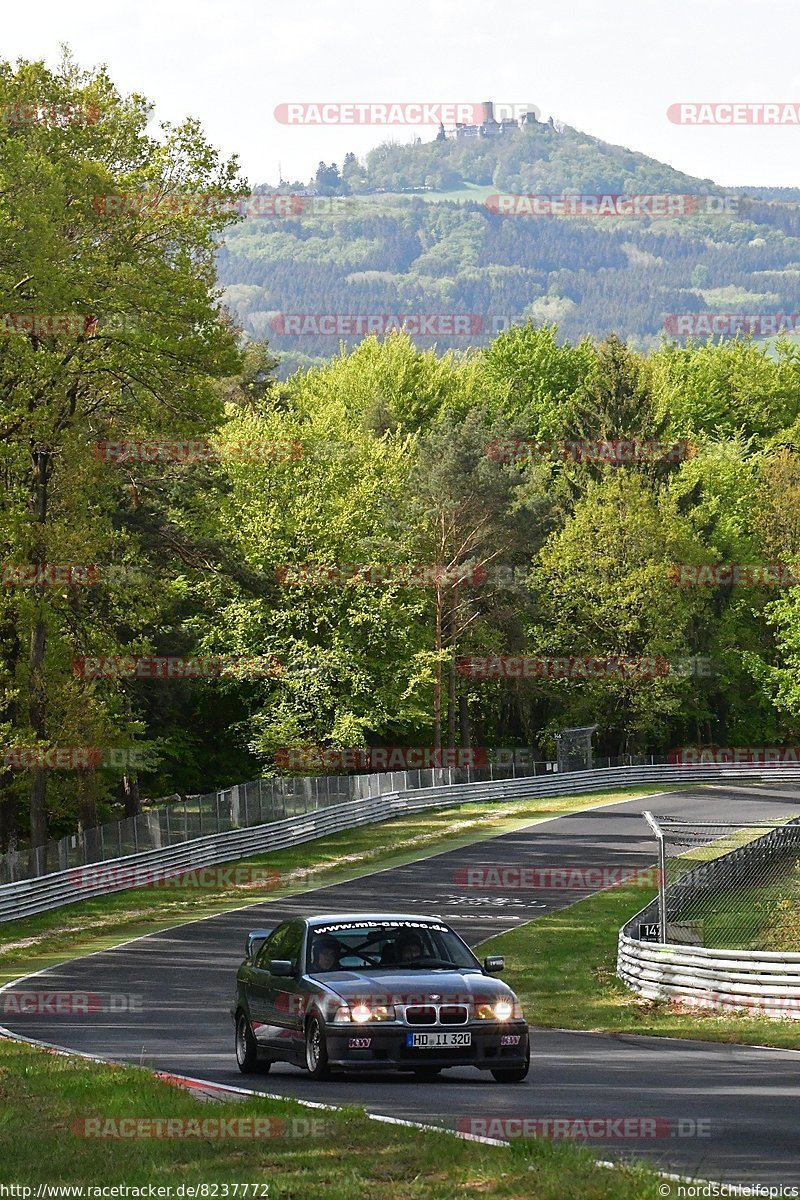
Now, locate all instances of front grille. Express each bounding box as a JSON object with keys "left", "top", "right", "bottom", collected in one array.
[
  {"left": 404, "top": 1004, "right": 469, "bottom": 1025},
  {"left": 439, "top": 1005, "right": 468, "bottom": 1025},
  {"left": 406, "top": 1005, "right": 437, "bottom": 1025}
]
